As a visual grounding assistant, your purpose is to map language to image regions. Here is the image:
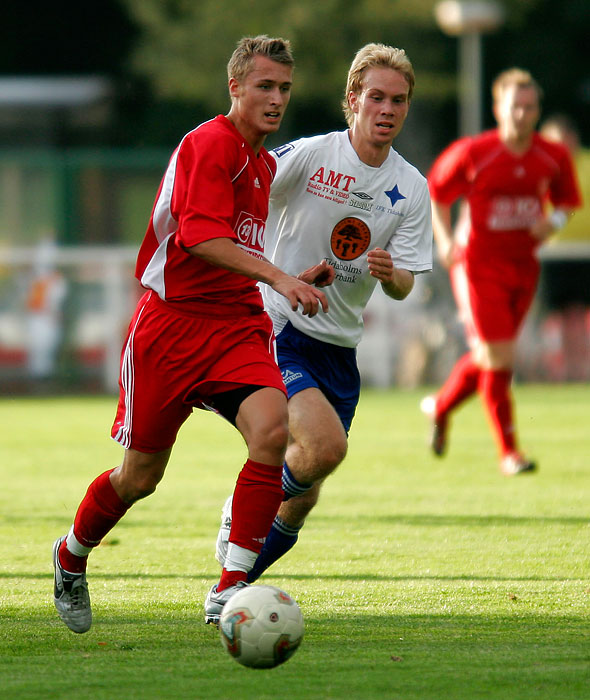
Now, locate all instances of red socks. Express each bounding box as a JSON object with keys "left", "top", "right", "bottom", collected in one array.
[
  {"left": 60, "top": 459, "right": 283, "bottom": 589},
  {"left": 59, "top": 469, "right": 130, "bottom": 573},
  {"left": 436, "top": 355, "right": 518, "bottom": 458},
  {"left": 228, "top": 458, "right": 283, "bottom": 554},
  {"left": 219, "top": 569, "right": 248, "bottom": 589},
  {"left": 436, "top": 352, "right": 480, "bottom": 418},
  {"left": 217, "top": 458, "right": 283, "bottom": 591},
  {"left": 479, "top": 369, "right": 516, "bottom": 456}
]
